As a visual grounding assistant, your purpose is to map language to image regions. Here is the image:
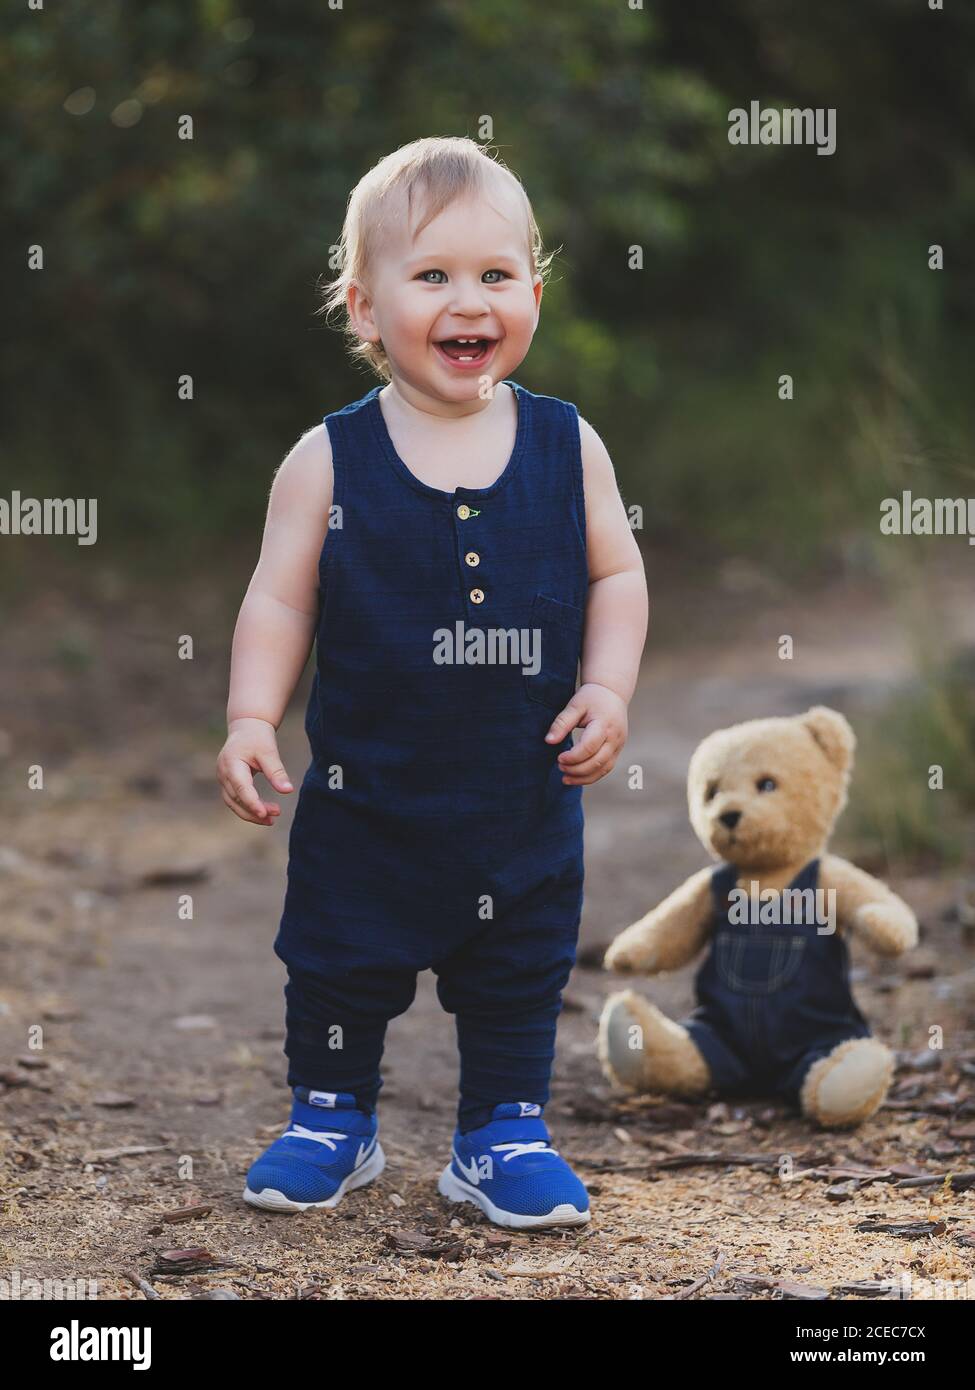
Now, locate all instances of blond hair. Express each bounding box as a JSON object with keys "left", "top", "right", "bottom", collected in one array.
[{"left": 317, "top": 136, "right": 555, "bottom": 381}]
